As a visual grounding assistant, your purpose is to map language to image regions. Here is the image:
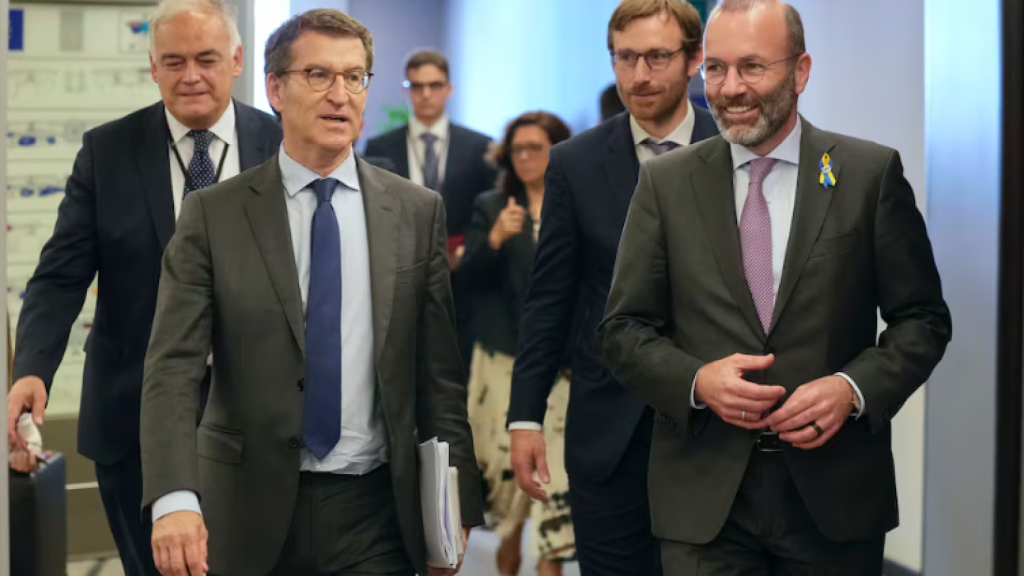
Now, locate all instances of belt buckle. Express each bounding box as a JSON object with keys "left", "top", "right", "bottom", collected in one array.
[{"left": 755, "top": 430, "right": 784, "bottom": 452}]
